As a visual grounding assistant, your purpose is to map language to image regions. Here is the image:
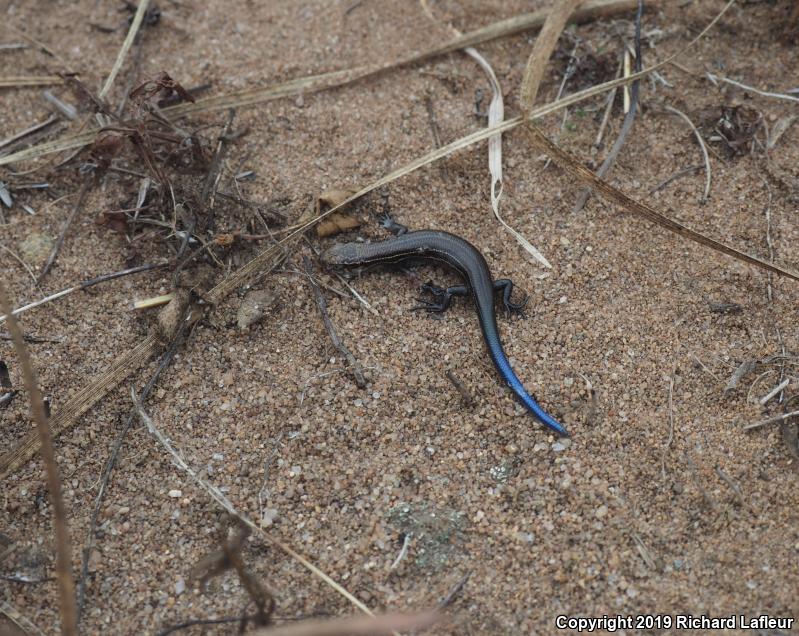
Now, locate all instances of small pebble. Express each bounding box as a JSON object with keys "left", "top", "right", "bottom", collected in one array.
[
  {"left": 261, "top": 508, "right": 279, "bottom": 526},
  {"left": 168, "top": 489, "right": 182, "bottom": 498}
]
